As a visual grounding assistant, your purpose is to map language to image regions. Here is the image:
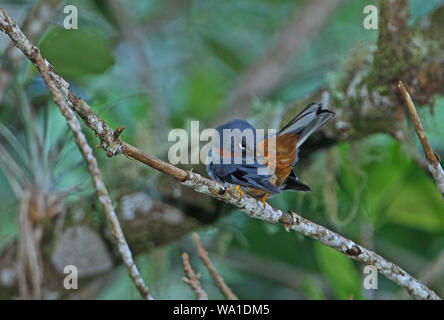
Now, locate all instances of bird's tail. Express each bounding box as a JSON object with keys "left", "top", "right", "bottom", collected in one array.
[{"left": 278, "top": 102, "right": 335, "bottom": 148}]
